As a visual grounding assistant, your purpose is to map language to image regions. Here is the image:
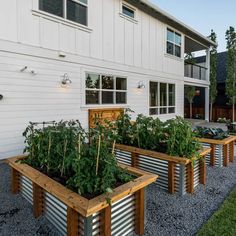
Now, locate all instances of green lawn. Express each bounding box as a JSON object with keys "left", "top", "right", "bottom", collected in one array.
[{"left": 198, "top": 187, "right": 236, "bottom": 236}]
